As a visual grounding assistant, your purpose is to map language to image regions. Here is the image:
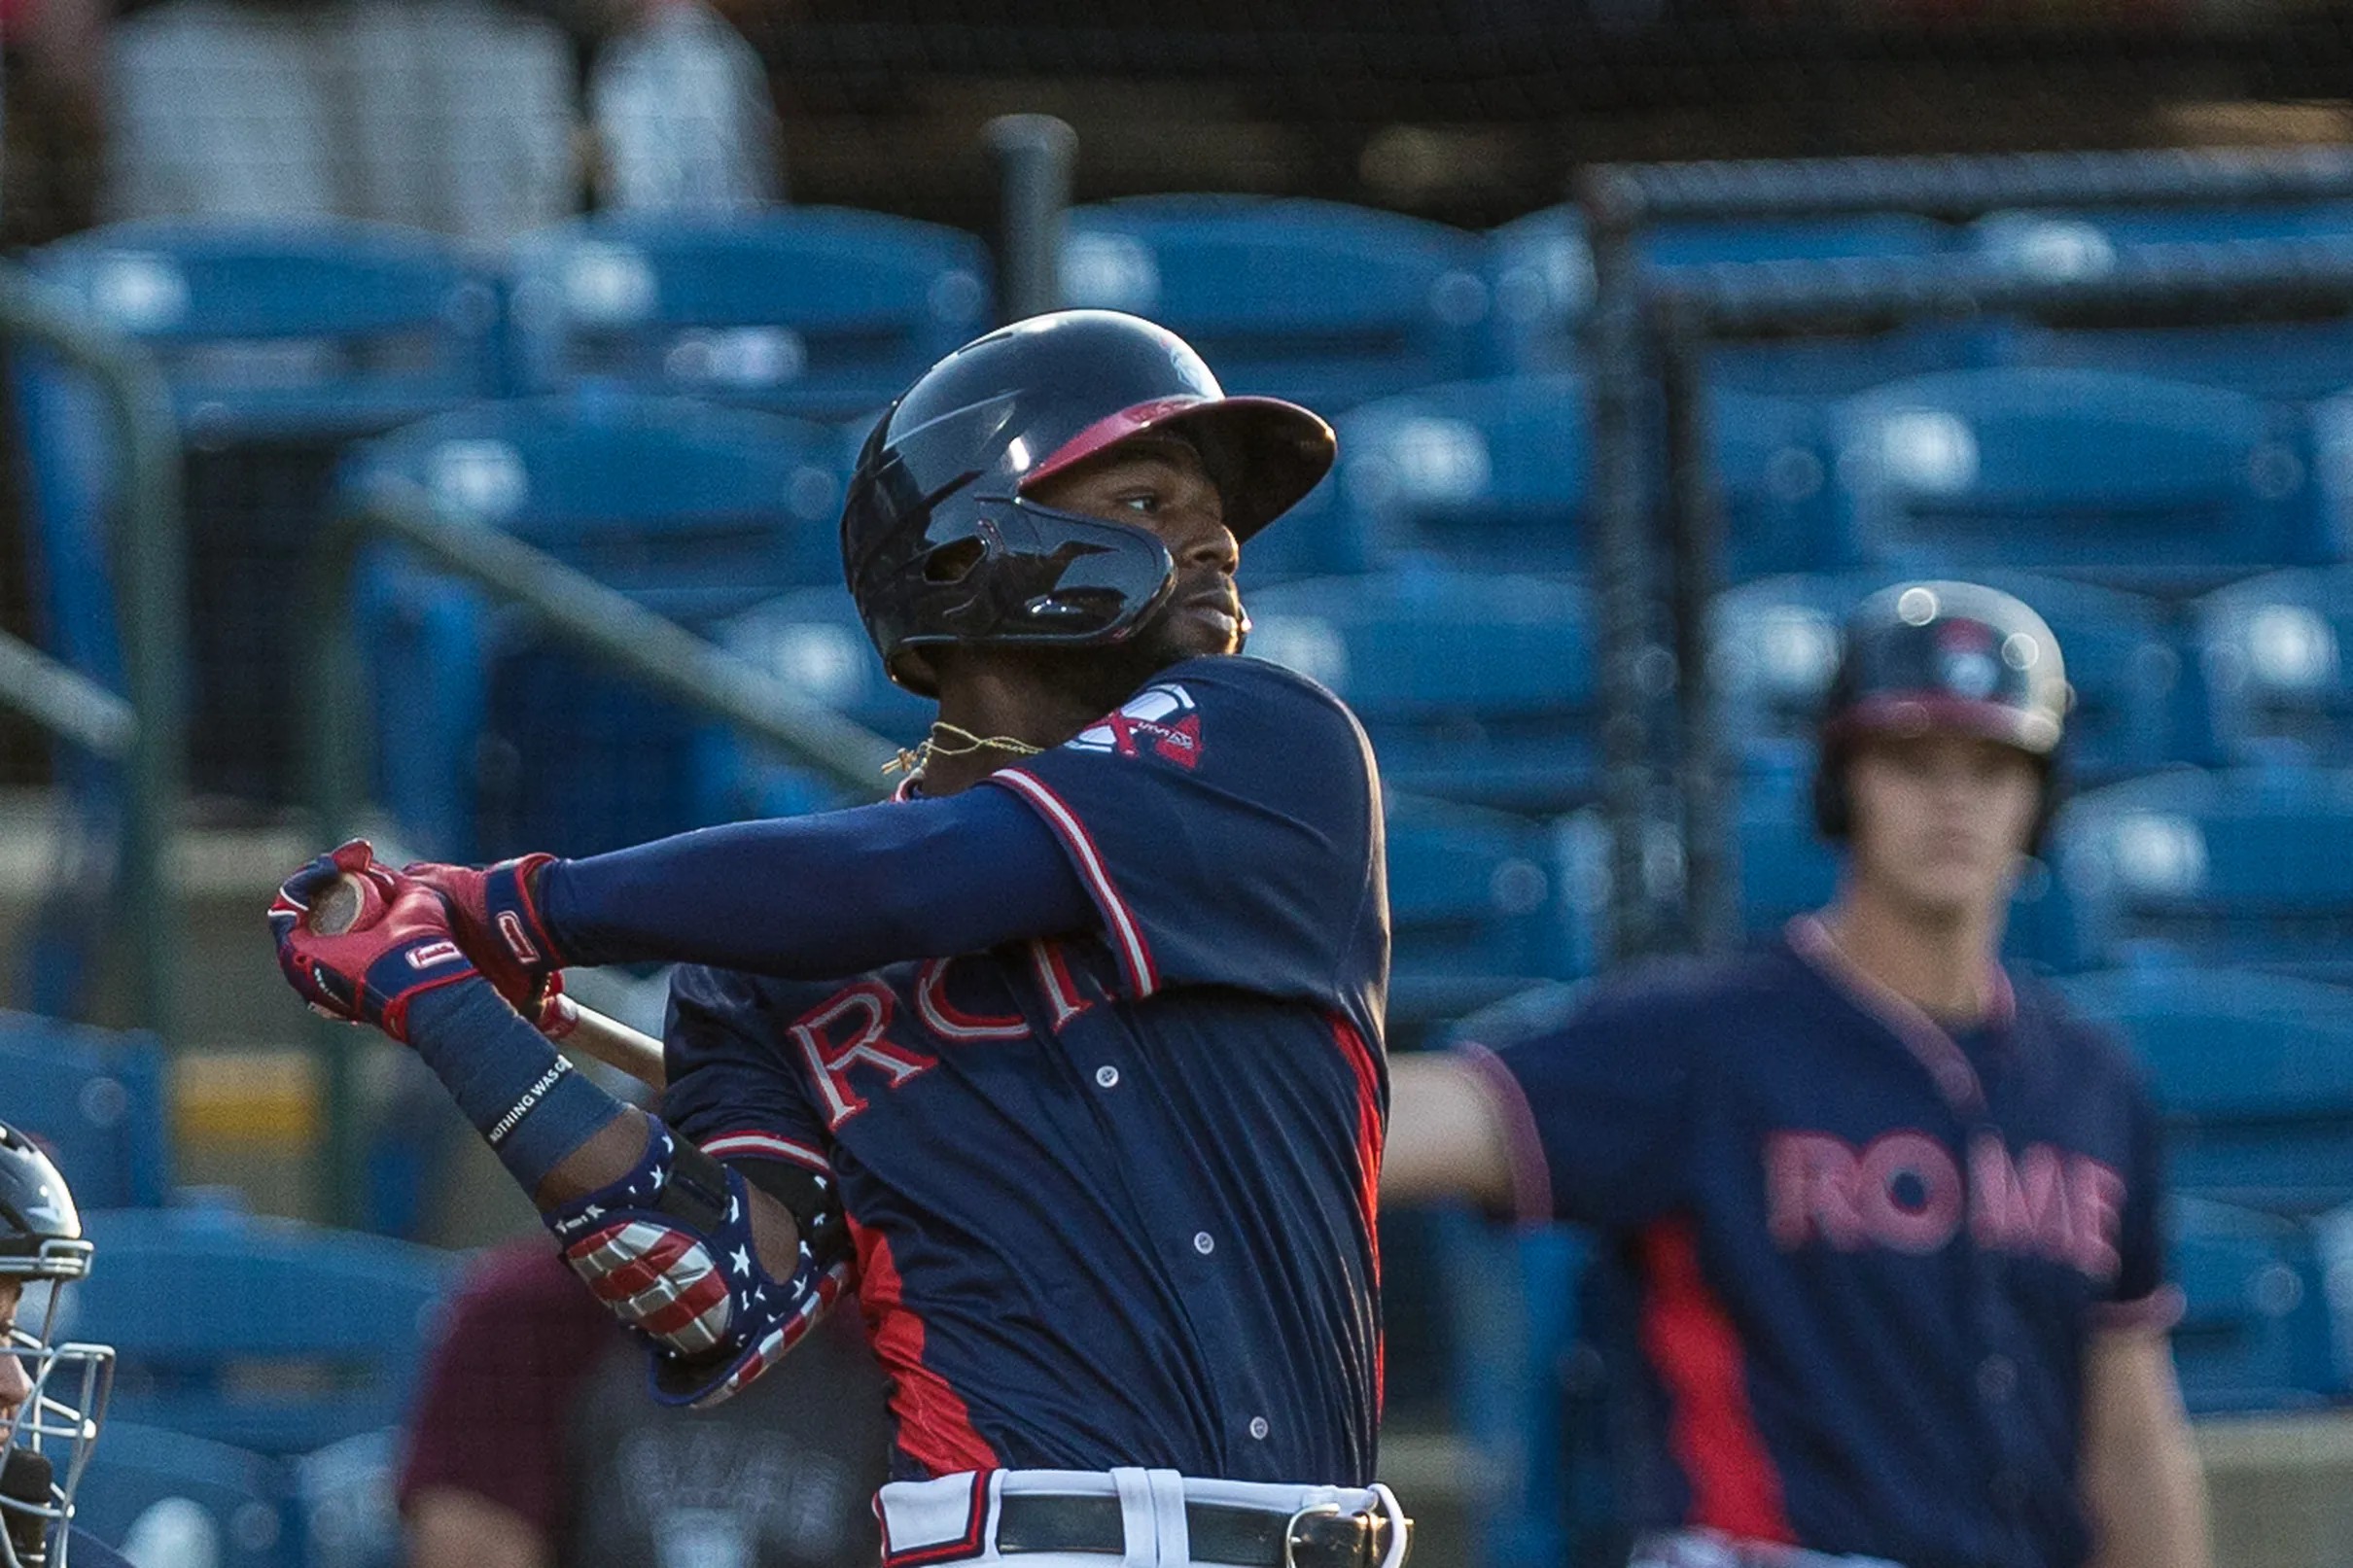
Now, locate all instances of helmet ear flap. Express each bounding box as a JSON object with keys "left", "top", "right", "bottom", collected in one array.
[{"left": 1811, "top": 749, "right": 1850, "bottom": 841}]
